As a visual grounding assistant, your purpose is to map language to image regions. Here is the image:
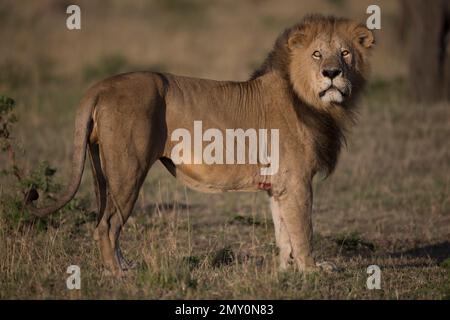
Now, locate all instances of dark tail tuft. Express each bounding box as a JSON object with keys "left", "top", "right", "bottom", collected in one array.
[{"left": 25, "top": 187, "right": 39, "bottom": 205}]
